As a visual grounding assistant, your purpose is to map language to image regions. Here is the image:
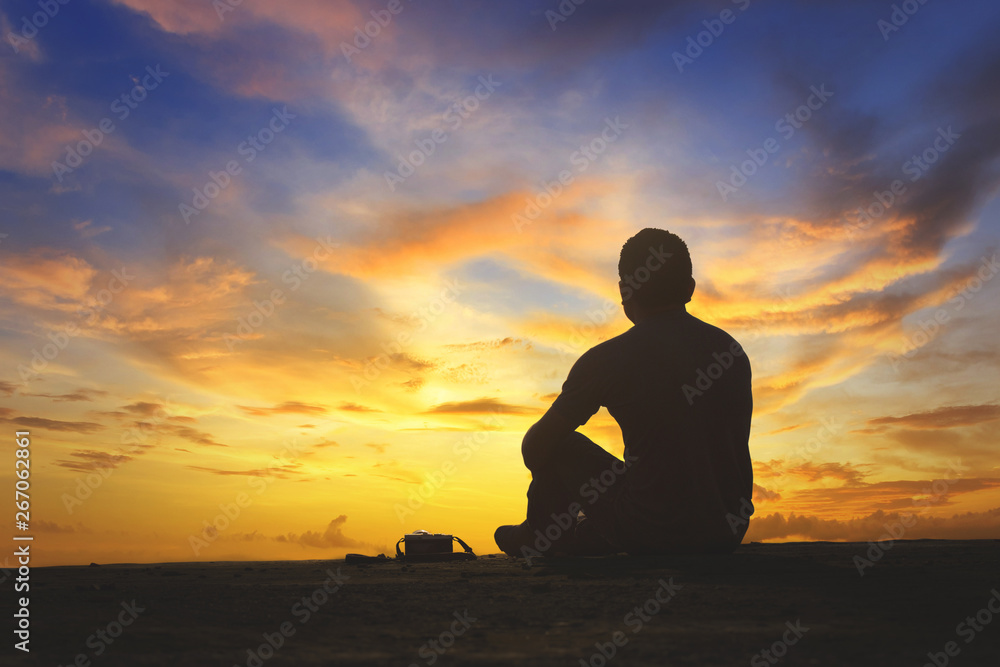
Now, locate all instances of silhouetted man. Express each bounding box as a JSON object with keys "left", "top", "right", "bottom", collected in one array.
[{"left": 495, "top": 228, "right": 753, "bottom": 558}]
